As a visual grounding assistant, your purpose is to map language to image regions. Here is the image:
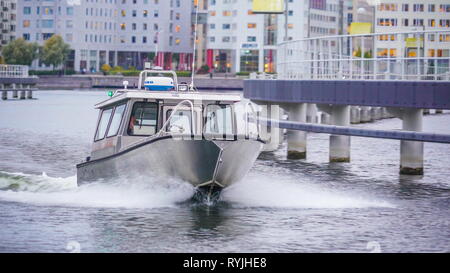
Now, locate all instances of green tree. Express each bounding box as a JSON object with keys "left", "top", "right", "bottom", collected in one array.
[
  {"left": 2, "top": 38, "right": 39, "bottom": 65},
  {"left": 41, "top": 35, "right": 71, "bottom": 70}
]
